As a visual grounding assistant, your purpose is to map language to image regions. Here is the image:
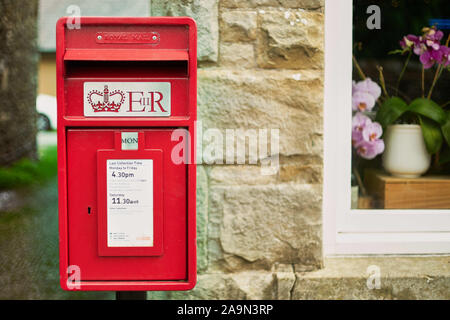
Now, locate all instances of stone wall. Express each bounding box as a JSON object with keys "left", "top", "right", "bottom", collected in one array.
[{"left": 151, "top": 0, "right": 325, "bottom": 299}]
